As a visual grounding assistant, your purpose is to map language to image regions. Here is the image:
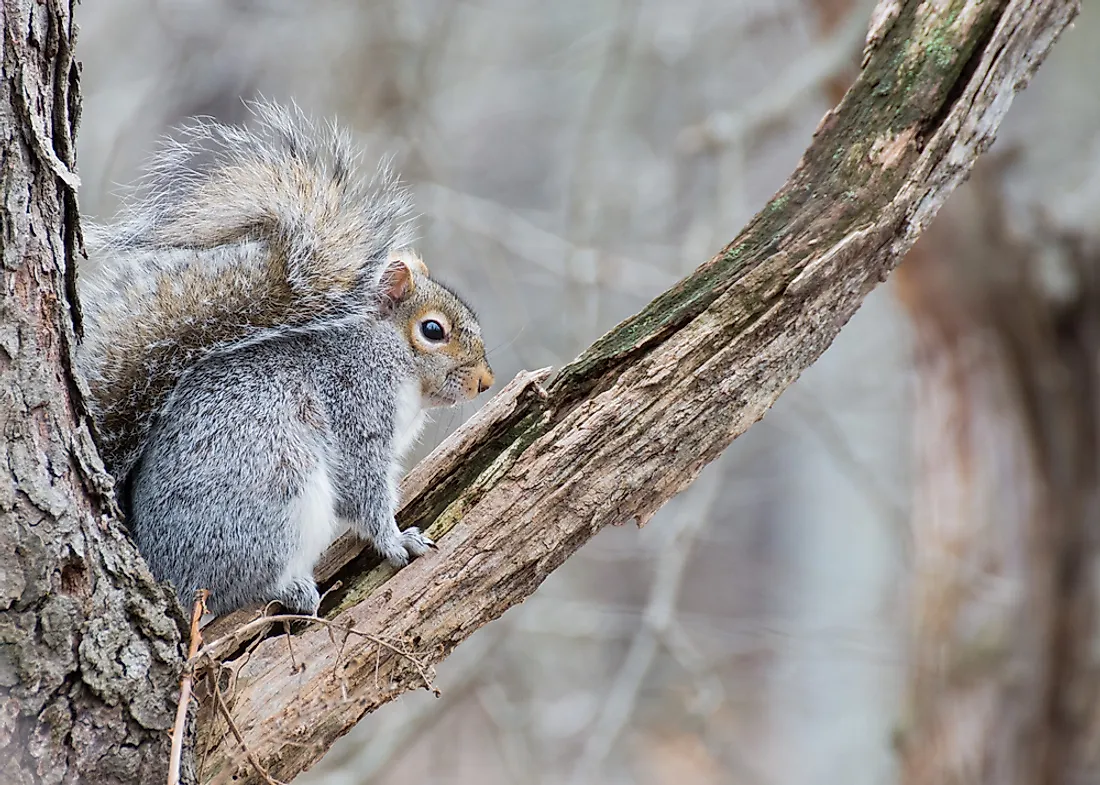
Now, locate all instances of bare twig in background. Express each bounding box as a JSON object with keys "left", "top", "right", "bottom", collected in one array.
[
  {"left": 421, "top": 183, "right": 678, "bottom": 297},
  {"left": 569, "top": 469, "right": 721, "bottom": 784},
  {"left": 679, "top": 0, "right": 871, "bottom": 262},
  {"left": 783, "top": 393, "right": 909, "bottom": 530},
  {"left": 661, "top": 618, "right": 727, "bottom": 721},
  {"left": 674, "top": 3, "right": 870, "bottom": 155},
  {"left": 562, "top": 0, "right": 642, "bottom": 344},
  {"left": 477, "top": 681, "right": 544, "bottom": 785}
]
